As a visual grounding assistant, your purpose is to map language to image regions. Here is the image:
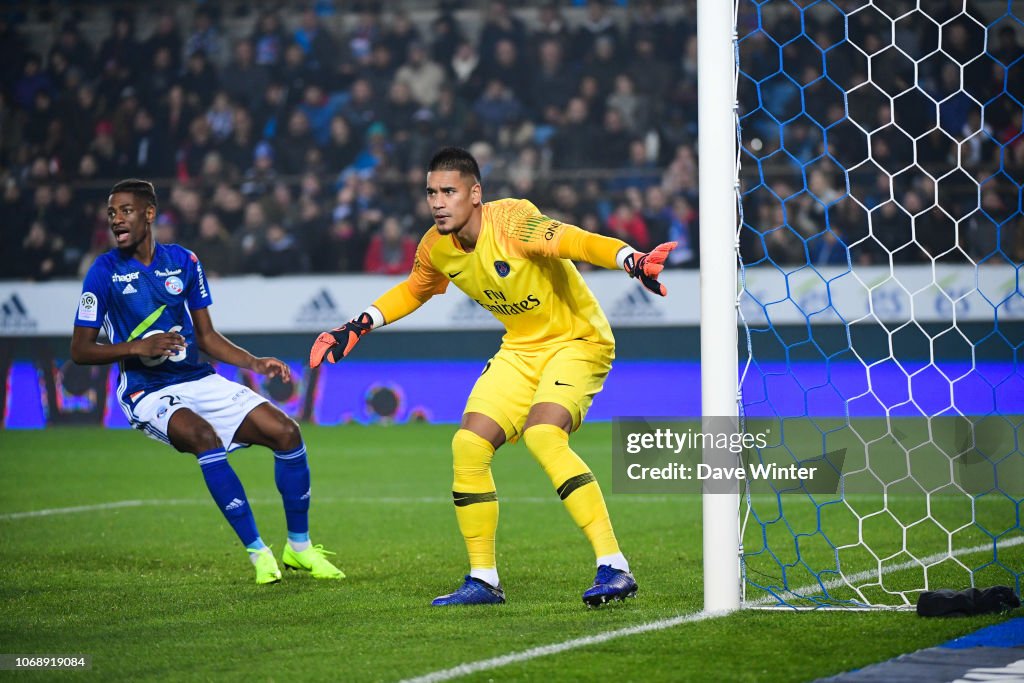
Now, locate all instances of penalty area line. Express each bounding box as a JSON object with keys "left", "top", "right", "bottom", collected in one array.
[{"left": 398, "top": 535, "right": 1024, "bottom": 683}]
